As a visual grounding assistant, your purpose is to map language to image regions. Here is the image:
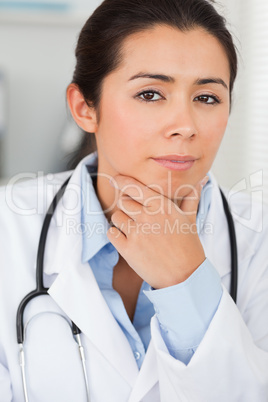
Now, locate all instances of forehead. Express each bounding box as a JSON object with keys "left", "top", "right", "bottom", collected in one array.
[{"left": 115, "top": 25, "right": 230, "bottom": 82}]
